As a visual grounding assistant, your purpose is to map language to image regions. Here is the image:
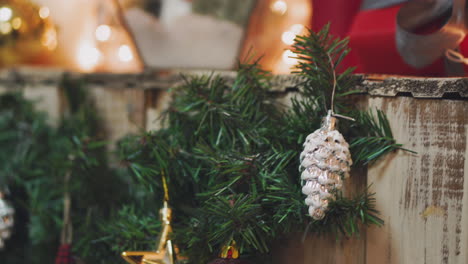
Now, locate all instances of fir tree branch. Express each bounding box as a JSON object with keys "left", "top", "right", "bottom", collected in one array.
[
  {"left": 350, "top": 110, "right": 416, "bottom": 165},
  {"left": 1, "top": 25, "right": 412, "bottom": 264},
  {"left": 291, "top": 25, "right": 414, "bottom": 165},
  {"left": 309, "top": 190, "right": 383, "bottom": 236}
]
